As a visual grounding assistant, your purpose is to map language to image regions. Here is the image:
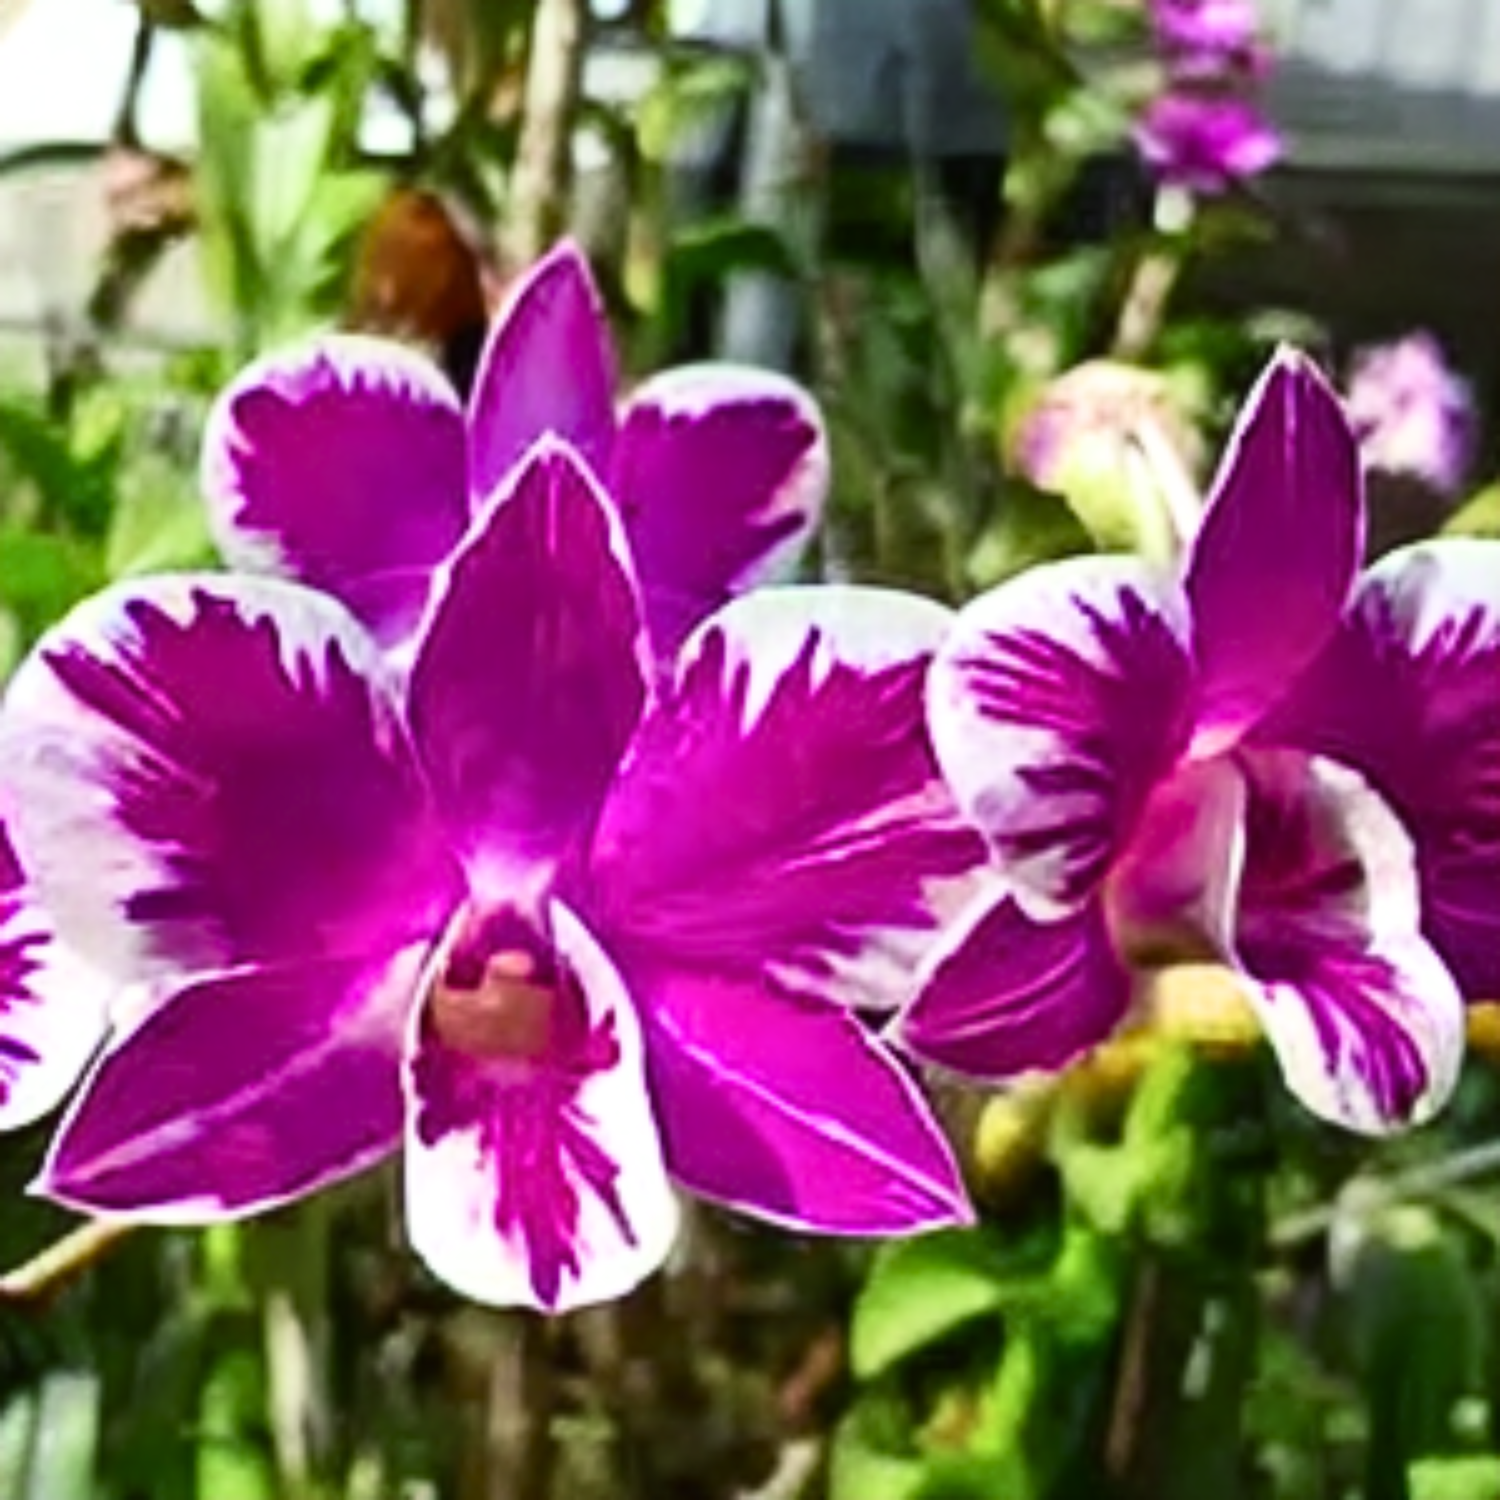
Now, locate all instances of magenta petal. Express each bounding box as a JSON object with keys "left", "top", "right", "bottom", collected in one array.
[
  {"left": 928, "top": 556, "right": 1194, "bottom": 916},
  {"left": 403, "top": 902, "right": 677, "bottom": 1312},
  {"left": 584, "top": 587, "right": 985, "bottom": 1012},
  {"left": 638, "top": 964, "right": 970, "bottom": 1234},
  {"left": 1109, "top": 755, "right": 1247, "bottom": 958},
  {"left": 1185, "top": 351, "right": 1363, "bottom": 743},
  {"left": 0, "top": 577, "right": 461, "bottom": 984},
  {"left": 38, "top": 946, "right": 426, "bottom": 1217},
  {"left": 898, "top": 892, "right": 1131, "bottom": 1080},
  {"left": 612, "top": 364, "right": 828, "bottom": 659},
  {"left": 409, "top": 439, "right": 649, "bottom": 900},
  {"left": 202, "top": 336, "right": 469, "bottom": 645},
  {"left": 1259, "top": 540, "right": 1500, "bottom": 998},
  {"left": 467, "top": 242, "right": 618, "bottom": 500},
  {"left": 0, "top": 828, "right": 111, "bottom": 1129},
  {"left": 1232, "top": 751, "right": 1463, "bottom": 1133}
]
